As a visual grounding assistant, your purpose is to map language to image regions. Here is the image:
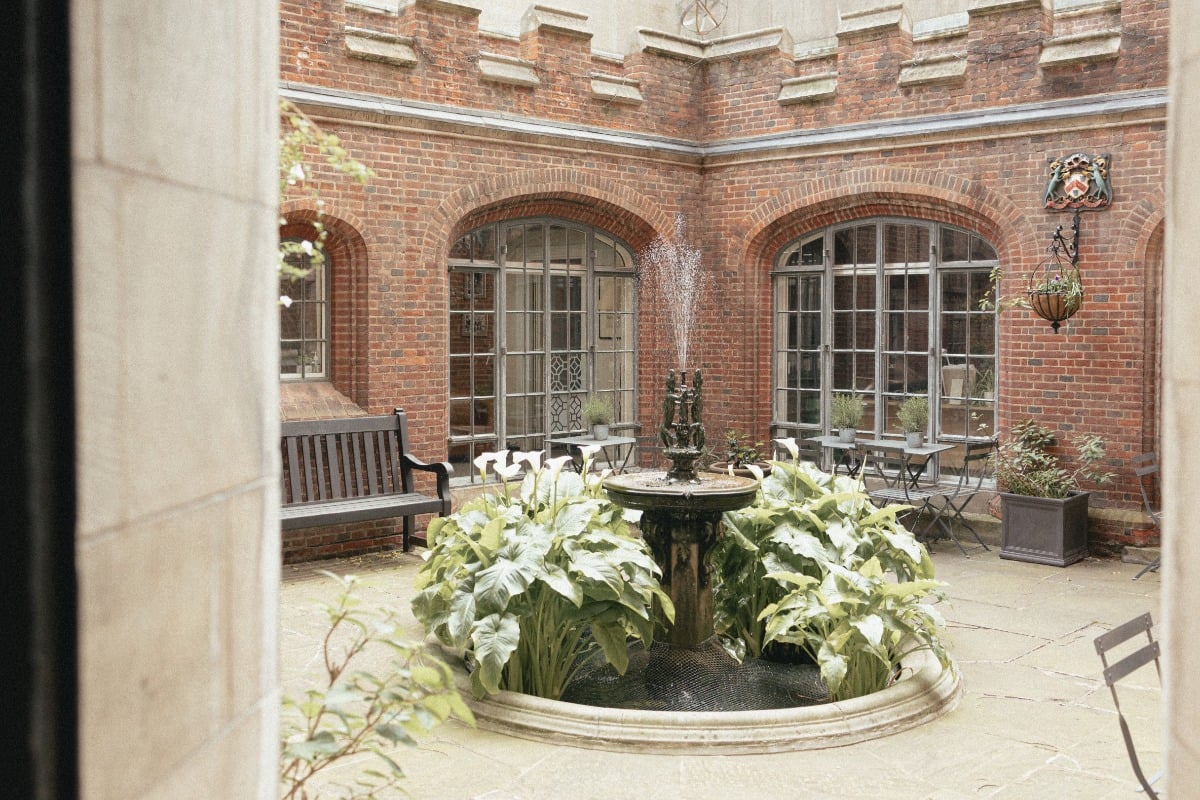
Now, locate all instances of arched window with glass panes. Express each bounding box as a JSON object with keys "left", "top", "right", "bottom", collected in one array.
[
  {"left": 772, "top": 218, "right": 997, "bottom": 474},
  {"left": 448, "top": 218, "right": 637, "bottom": 476},
  {"left": 279, "top": 236, "right": 328, "bottom": 381}
]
